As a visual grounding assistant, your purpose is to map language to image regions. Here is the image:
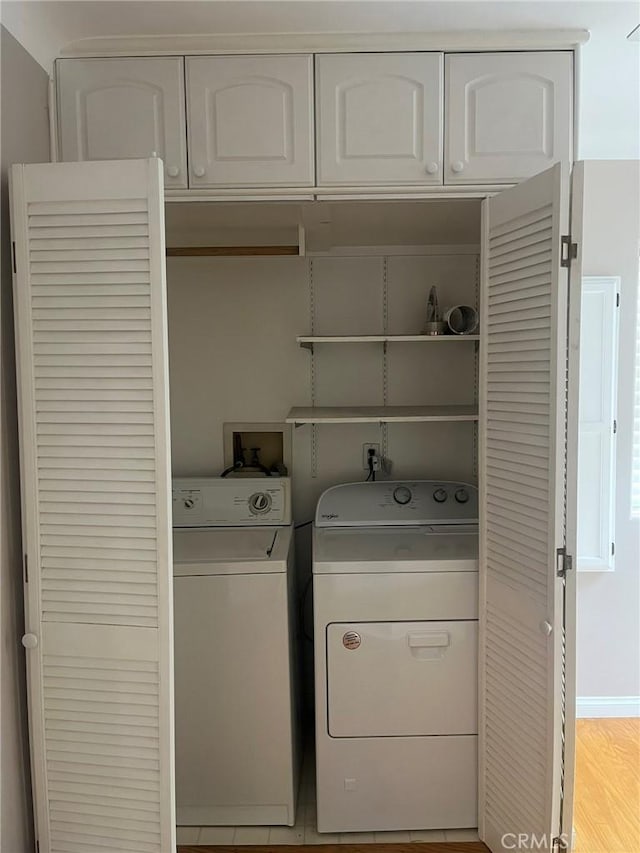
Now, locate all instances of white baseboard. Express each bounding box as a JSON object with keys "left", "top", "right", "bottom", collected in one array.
[{"left": 576, "top": 696, "right": 640, "bottom": 718}]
